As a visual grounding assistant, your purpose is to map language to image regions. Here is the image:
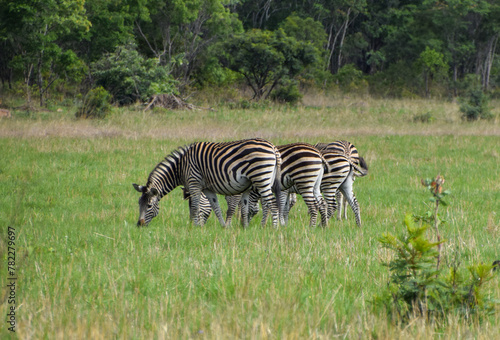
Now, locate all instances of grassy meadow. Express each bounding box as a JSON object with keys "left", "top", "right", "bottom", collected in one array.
[{"left": 0, "top": 94, "right": 499, "bottom": 339}]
